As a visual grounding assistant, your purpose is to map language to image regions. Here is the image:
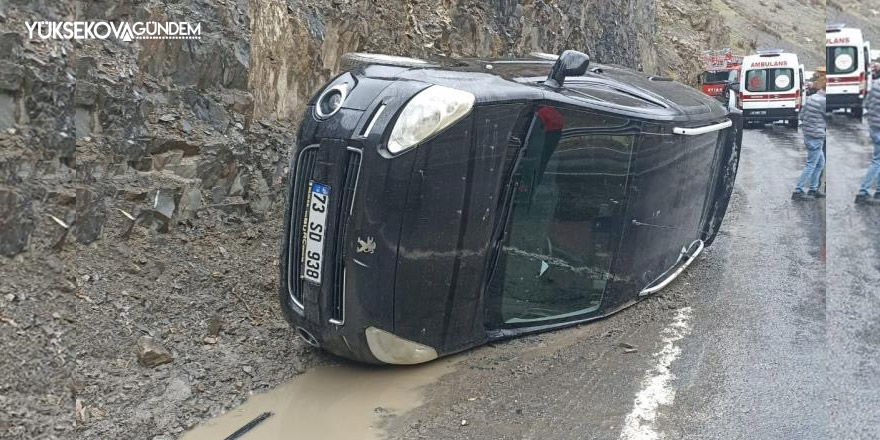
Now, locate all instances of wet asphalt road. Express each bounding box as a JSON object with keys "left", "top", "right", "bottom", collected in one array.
[
  {"left": 379, "top": 124, "right": 831, "bottom": 440},
  {"left": 826, "top": 114, "right": 880, "bottom": 439}
]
